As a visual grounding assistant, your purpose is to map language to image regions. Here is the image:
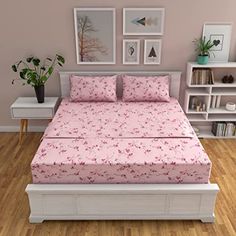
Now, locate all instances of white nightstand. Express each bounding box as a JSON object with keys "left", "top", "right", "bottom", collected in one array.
[{"left": 11, "top": 97, "right": 59, "bottom": 143}]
